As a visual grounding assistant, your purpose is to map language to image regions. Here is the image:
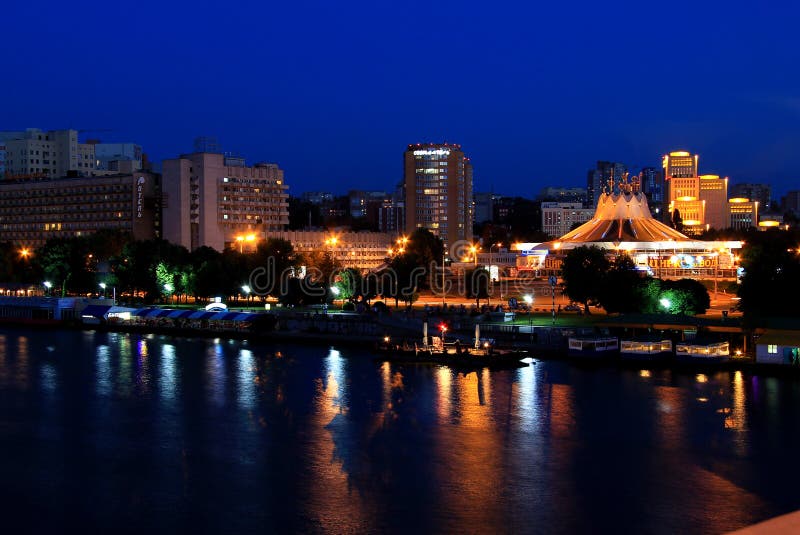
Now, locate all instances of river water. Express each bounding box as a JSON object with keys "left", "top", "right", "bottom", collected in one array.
[{"left": 0, "top": 327, "right": 798, "bottom": 534}]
